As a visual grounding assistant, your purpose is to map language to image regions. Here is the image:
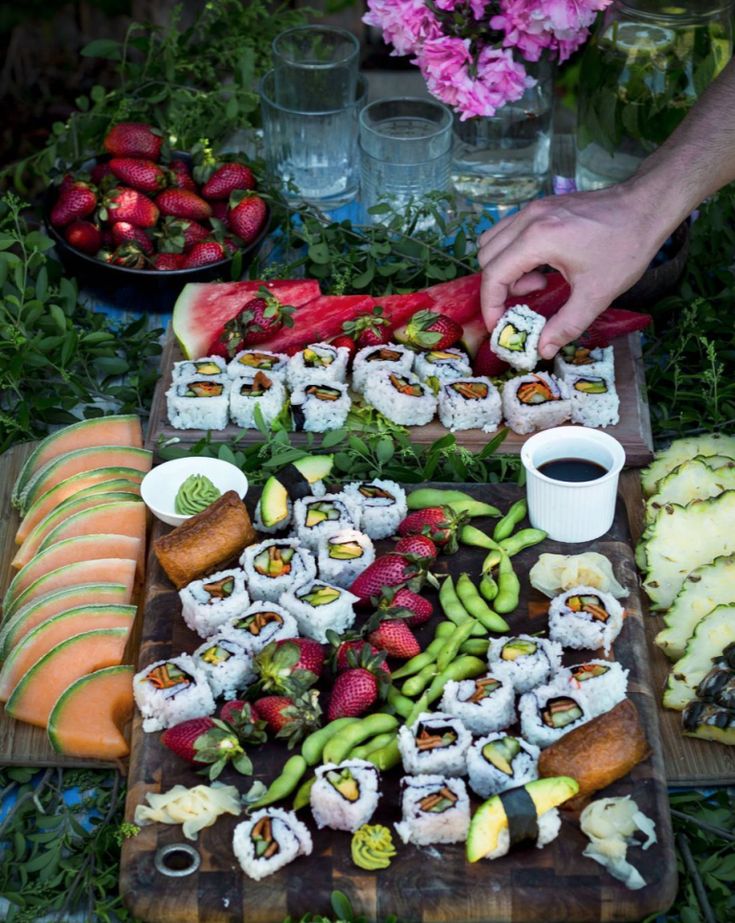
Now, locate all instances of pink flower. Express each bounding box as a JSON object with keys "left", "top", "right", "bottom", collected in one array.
[
  {"left": 417, "top": 36, "right": 474, "bottom": 110},
  {"left": 363, "top": 0, "right": 441, "bottom": 56},
  {"left": 492, "top": 0, "right": 612, "bottom": 62}
]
